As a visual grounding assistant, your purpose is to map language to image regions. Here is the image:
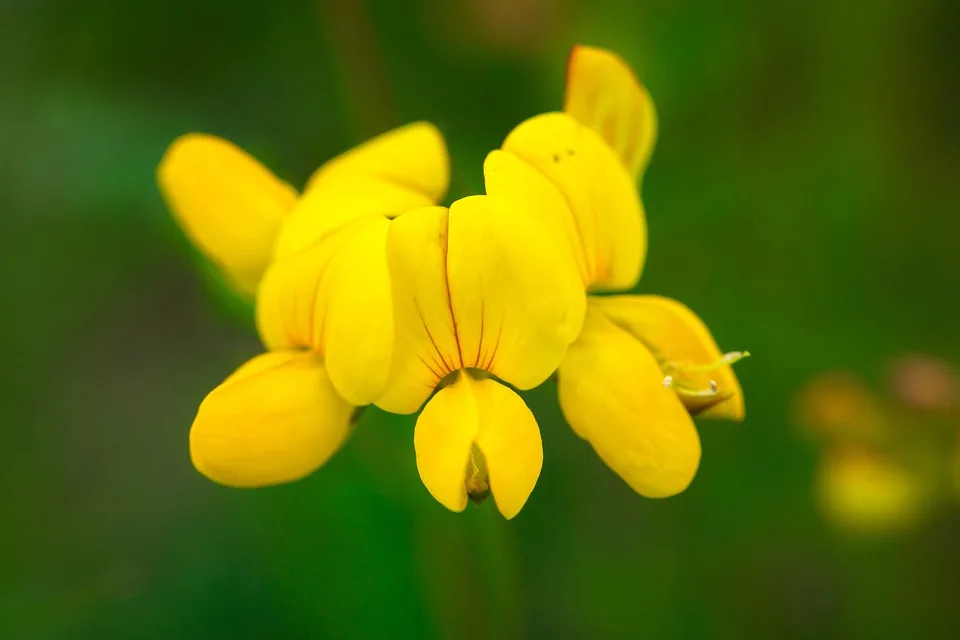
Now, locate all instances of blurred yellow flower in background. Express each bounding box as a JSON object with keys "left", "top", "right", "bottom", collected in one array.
[
  {"left": 817, "top": 447, "right": 928, "bottom": 534},
  {"left": 484, "top": 45, "right": 748, "bottom": 498},
  {"left": 889, "top": 354, "right": 960, "bottom": 413},
  {"left": 158, "top": 123, "right": 449, "bottom": 487},
  {"left": 794, "top": 371, "right": 890, "bottom": 446},
  {"left": 953, "top": 436, "right": 960, "bottom": 501},
  {"left": 796, "top": 356, "right": 960, "bottom": 535}
]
